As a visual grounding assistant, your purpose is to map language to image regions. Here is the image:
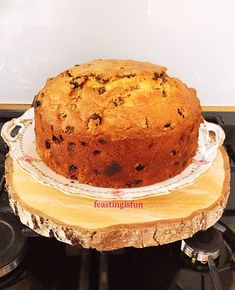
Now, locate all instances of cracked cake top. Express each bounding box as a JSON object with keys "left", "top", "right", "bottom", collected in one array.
[{"left": 34, "top": 59, "right": 201, "bottom": 140}]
